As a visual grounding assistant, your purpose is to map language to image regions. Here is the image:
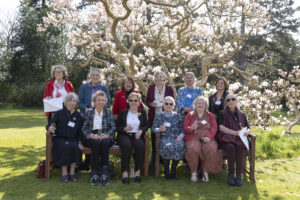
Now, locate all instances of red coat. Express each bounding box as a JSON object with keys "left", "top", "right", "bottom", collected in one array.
[
  {"left": 183, "top": 111, "right": 217, "bottom": 141},
  {"left": 112, "top": 90, "right": 144, "bottom": 115},
  {"left": 43, "top": 78, "right": 74, "bottom": 117}
]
